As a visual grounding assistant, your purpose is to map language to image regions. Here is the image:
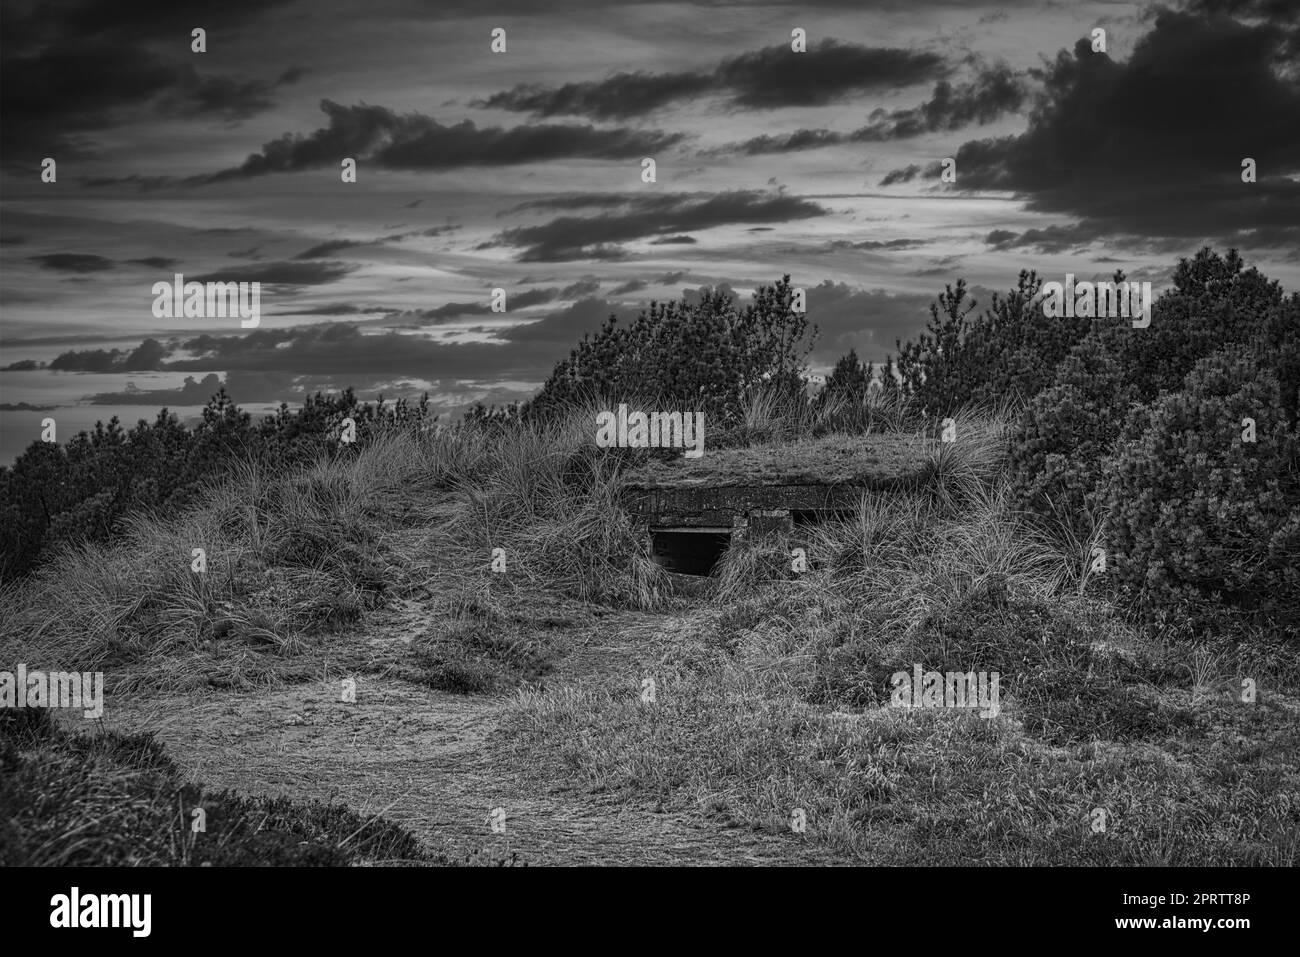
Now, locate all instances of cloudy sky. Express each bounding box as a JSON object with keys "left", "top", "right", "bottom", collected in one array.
[{"left": 2, "top": 0, "right": 1298, "bottom": 459}]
